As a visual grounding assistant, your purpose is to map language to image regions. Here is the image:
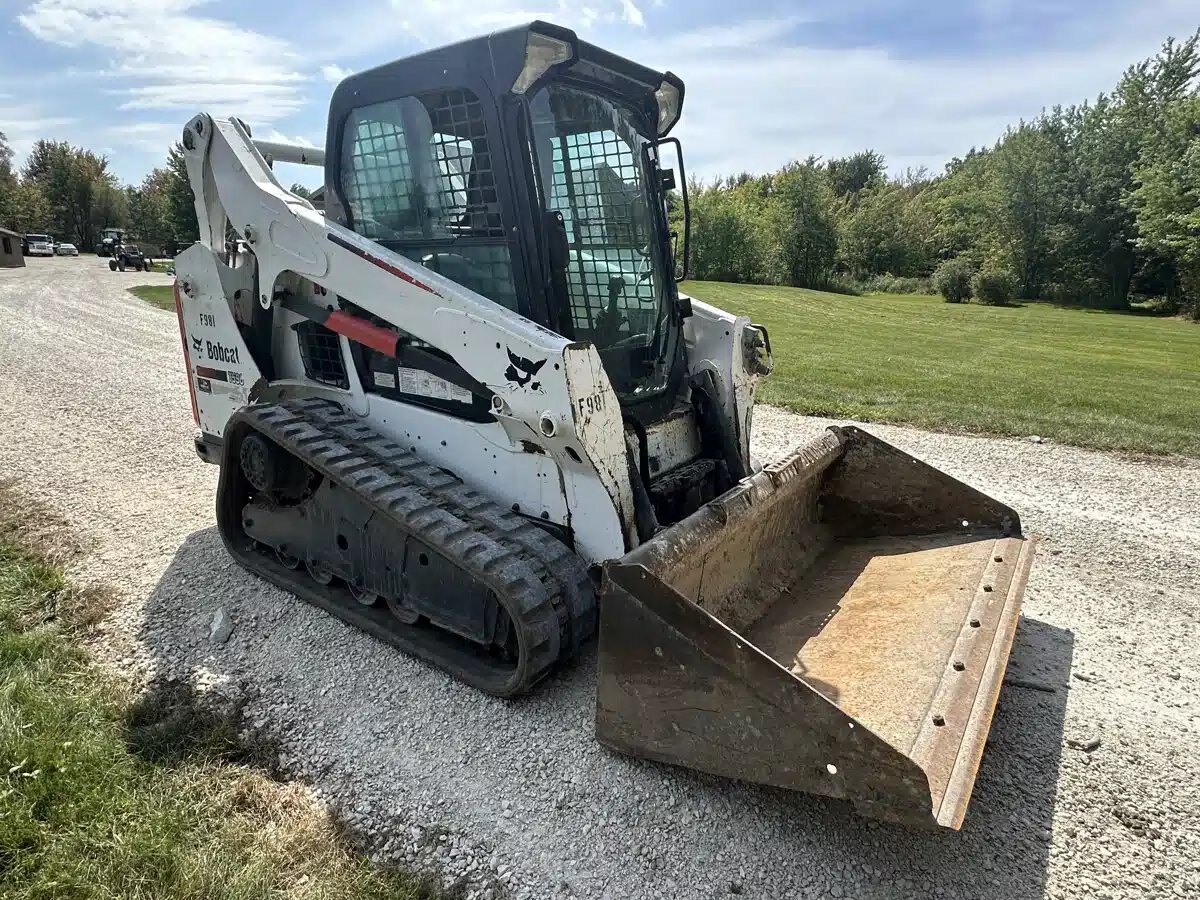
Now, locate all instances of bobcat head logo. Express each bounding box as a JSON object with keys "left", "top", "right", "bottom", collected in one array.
[
  {"left": 504, "top": 347, "right": 546, "bottom": 391},
  {"left": 190, "top": 335, "right": 203, "bottom": 353}
]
